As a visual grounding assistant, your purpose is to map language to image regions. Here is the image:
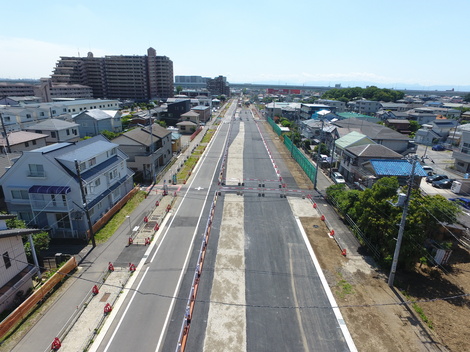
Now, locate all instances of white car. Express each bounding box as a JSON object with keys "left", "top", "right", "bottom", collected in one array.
[{"left": 332, "top": 172, "right": 346, "bottom": 184}]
